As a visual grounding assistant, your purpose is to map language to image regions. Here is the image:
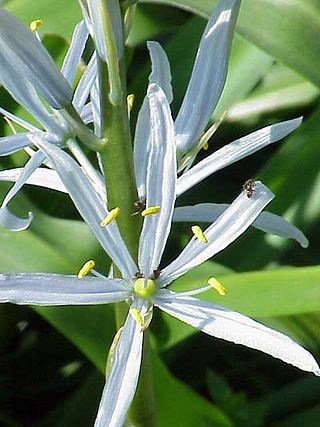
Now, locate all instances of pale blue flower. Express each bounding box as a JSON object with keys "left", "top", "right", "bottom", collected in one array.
[
  {"left": 132, "top": 0, "right": 307, "bottom": 248},
  {"left": 0, "top": 84, "right": 318, "bottom": 427},
  {"left": 0, "top": 8, "right": 72, "bottom": 109},
  {"left": 0, "top": 15, "right": 103, "bottom": 230},
  {"left": 0, "top": 2, "right": 307, "bottom": 253}
]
